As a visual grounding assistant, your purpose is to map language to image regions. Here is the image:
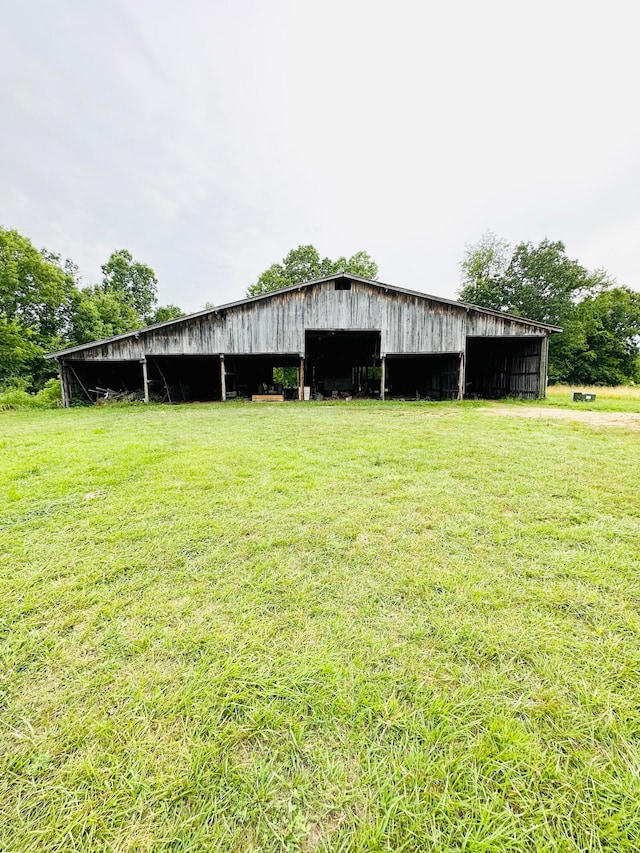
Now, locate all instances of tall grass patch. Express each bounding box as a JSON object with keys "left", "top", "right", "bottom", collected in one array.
[{"left": 544, "top": 384, "right": 640, "bottom": 413}]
